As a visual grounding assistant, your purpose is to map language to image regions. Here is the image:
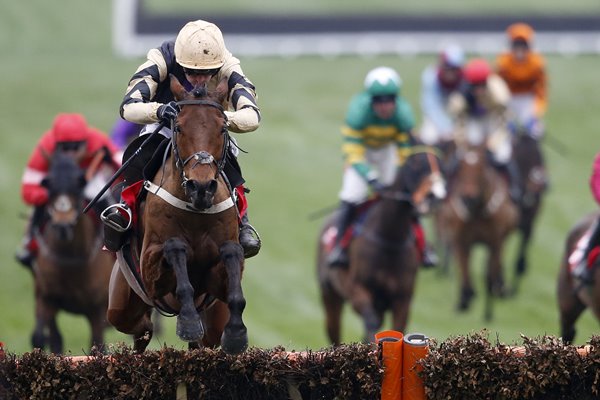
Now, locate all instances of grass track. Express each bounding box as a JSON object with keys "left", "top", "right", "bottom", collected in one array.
[{"left": 0, "top": 1, "right": 599, "bottom": 354}]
